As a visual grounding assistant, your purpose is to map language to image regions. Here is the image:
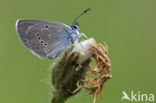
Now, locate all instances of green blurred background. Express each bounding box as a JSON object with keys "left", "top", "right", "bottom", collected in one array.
[{"left": 0, "top": 0, "right": 156, "bottom": 103}]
